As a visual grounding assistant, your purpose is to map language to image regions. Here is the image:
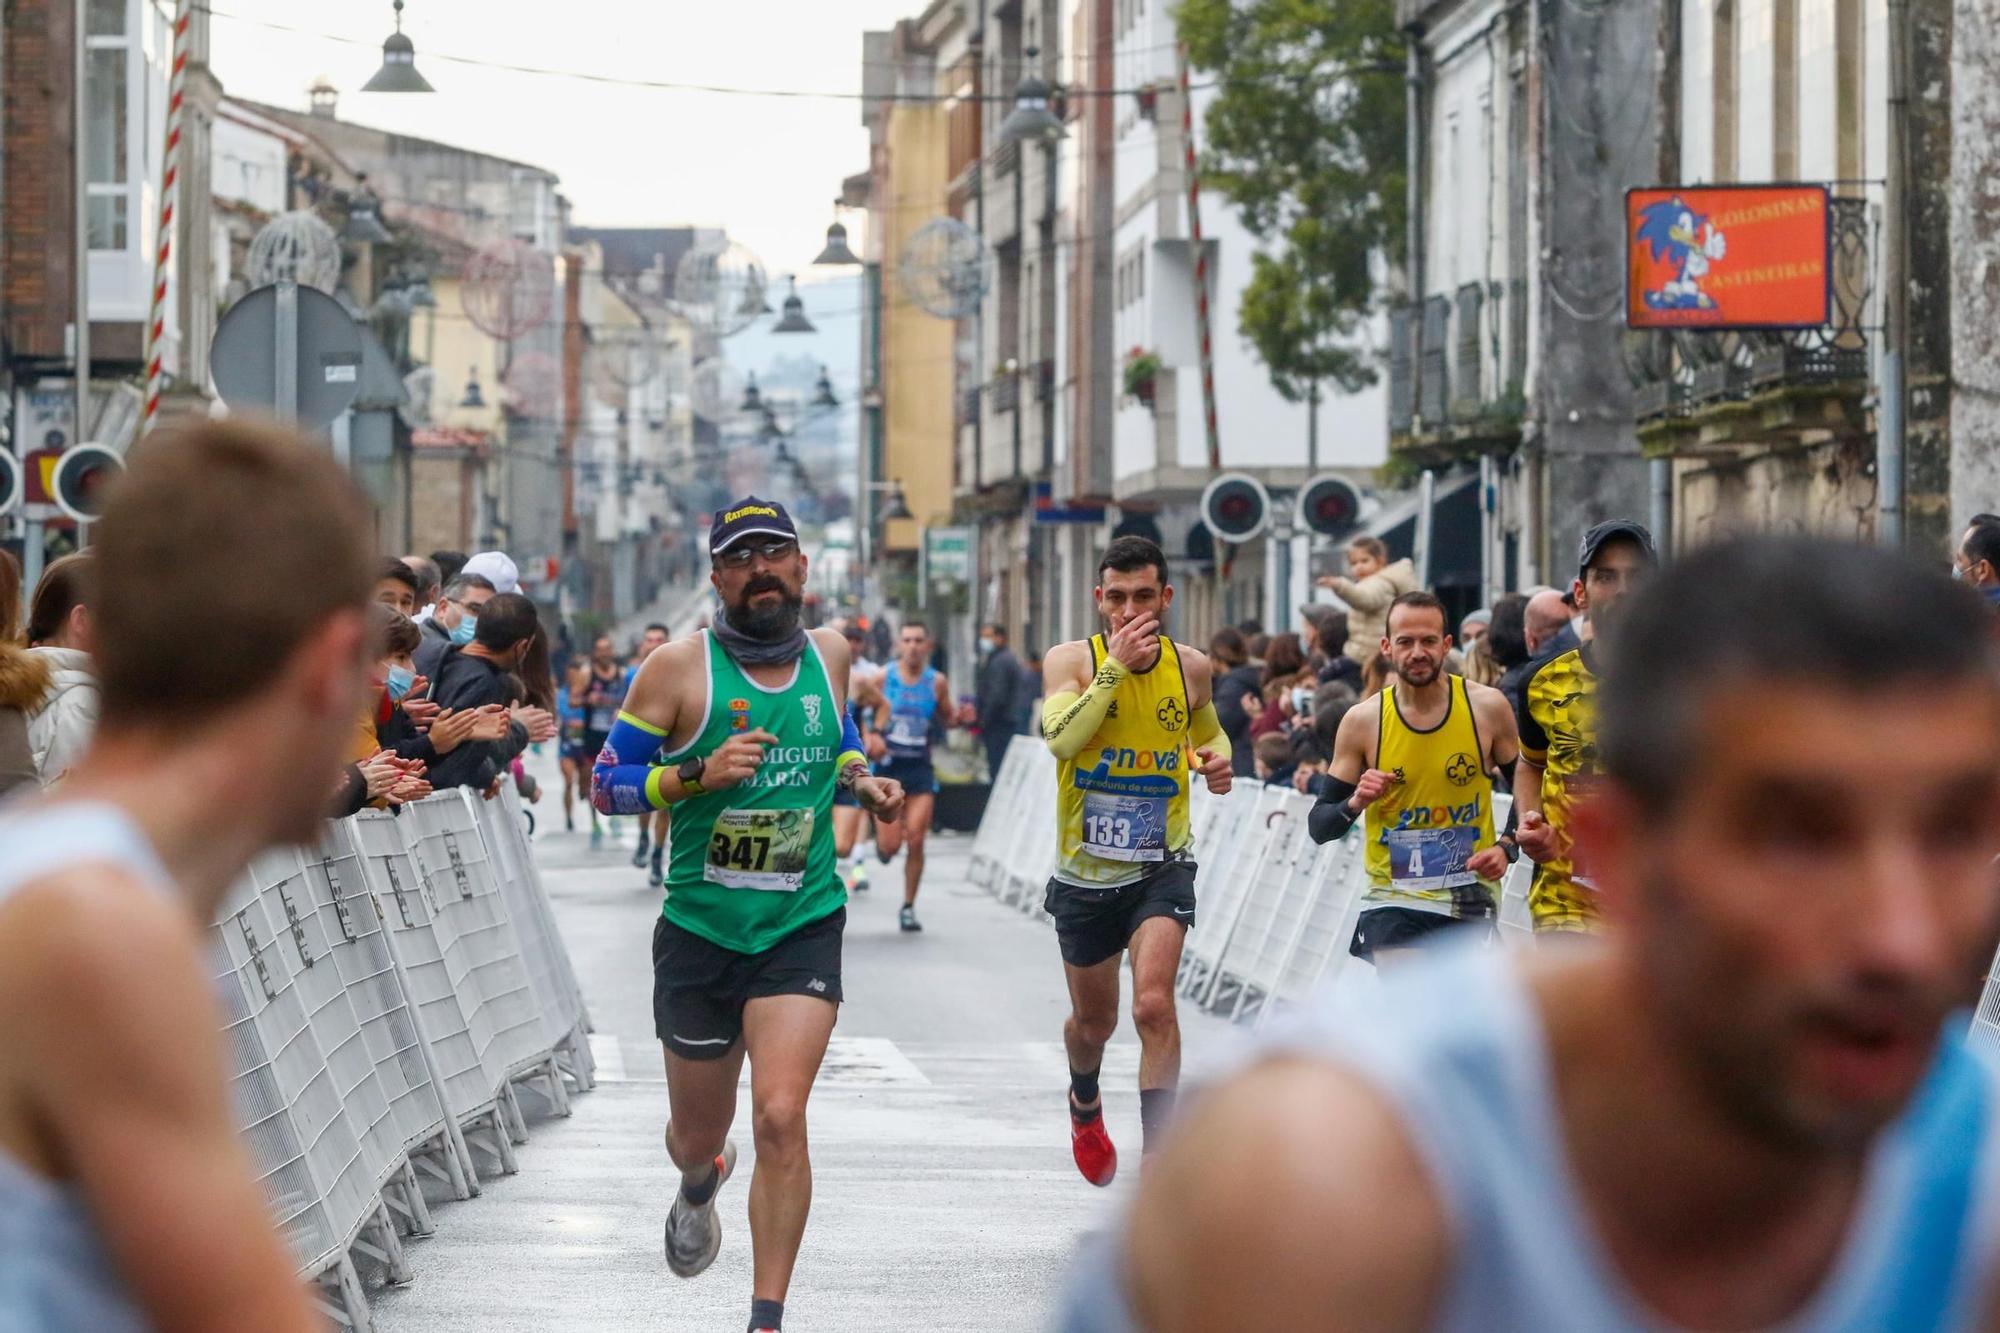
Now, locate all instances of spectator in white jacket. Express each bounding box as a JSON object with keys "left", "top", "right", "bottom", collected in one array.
[{"left": 24, "top": 553, "right": 99, "bottom": 787}]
